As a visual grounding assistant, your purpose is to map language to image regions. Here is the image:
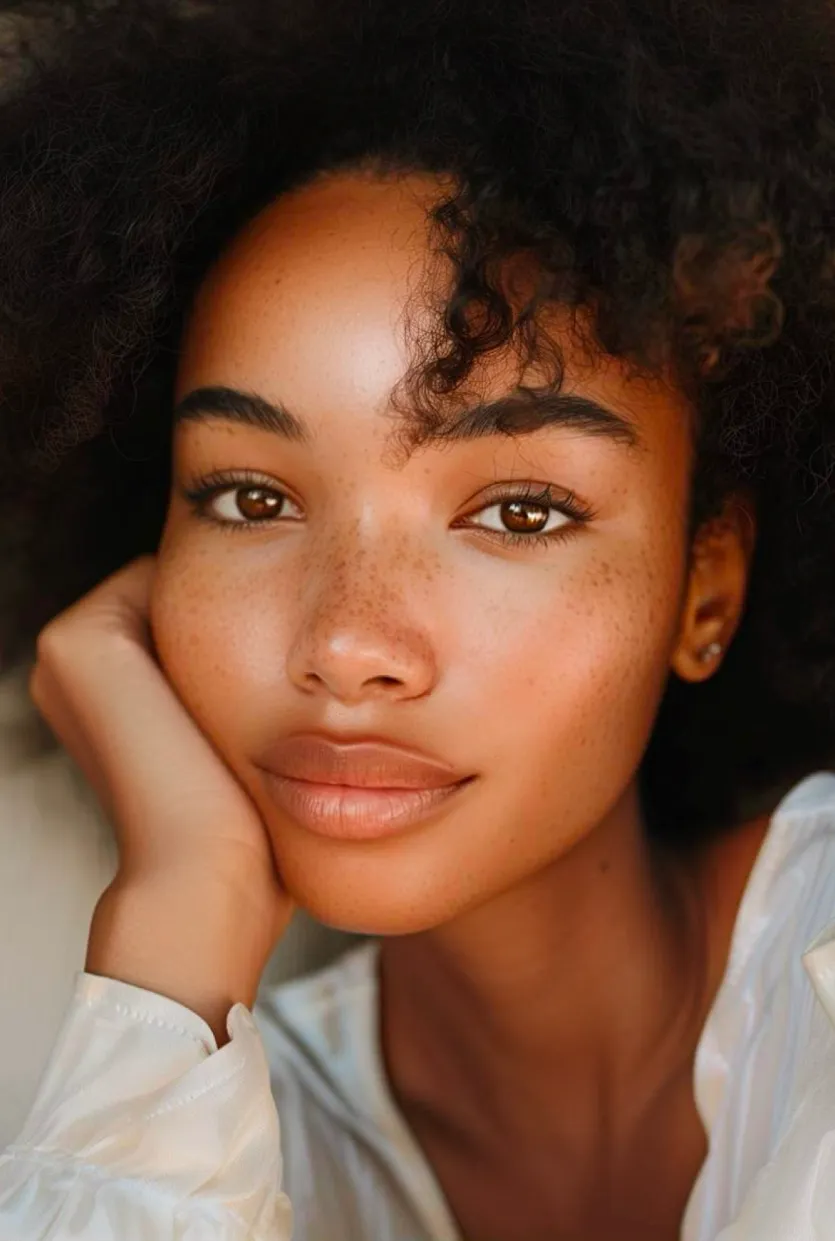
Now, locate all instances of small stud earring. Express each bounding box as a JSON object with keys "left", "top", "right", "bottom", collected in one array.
[{"left": 699, "top": 641, "right": 723, "bottom": 663}]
